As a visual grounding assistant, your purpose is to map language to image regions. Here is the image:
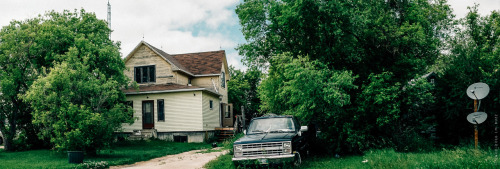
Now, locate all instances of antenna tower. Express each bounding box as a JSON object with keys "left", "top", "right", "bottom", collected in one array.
[{"left": 107, "top": 0, "right": 111, "bottom": 30}]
